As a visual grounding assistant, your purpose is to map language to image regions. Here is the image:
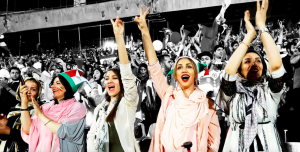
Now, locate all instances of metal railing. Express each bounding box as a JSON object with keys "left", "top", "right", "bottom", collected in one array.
[{"left": 0, "top": 0, "right": 113, "bottom": 16}]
